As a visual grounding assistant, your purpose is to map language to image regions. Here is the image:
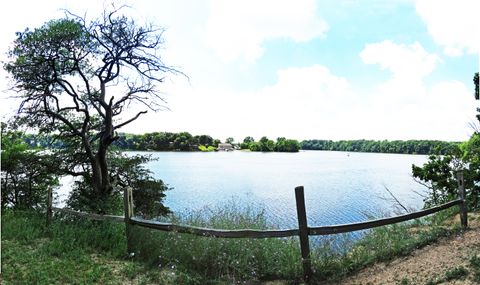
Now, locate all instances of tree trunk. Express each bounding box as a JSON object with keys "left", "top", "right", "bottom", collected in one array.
[{"left": 91, "top": 99, "right": 115, "bottom": 214}]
